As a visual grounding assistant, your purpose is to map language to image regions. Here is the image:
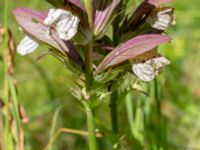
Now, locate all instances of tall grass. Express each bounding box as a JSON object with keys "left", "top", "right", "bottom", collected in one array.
[{"left": 1, "top": 0, "right": 22, "bottom": 149}]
